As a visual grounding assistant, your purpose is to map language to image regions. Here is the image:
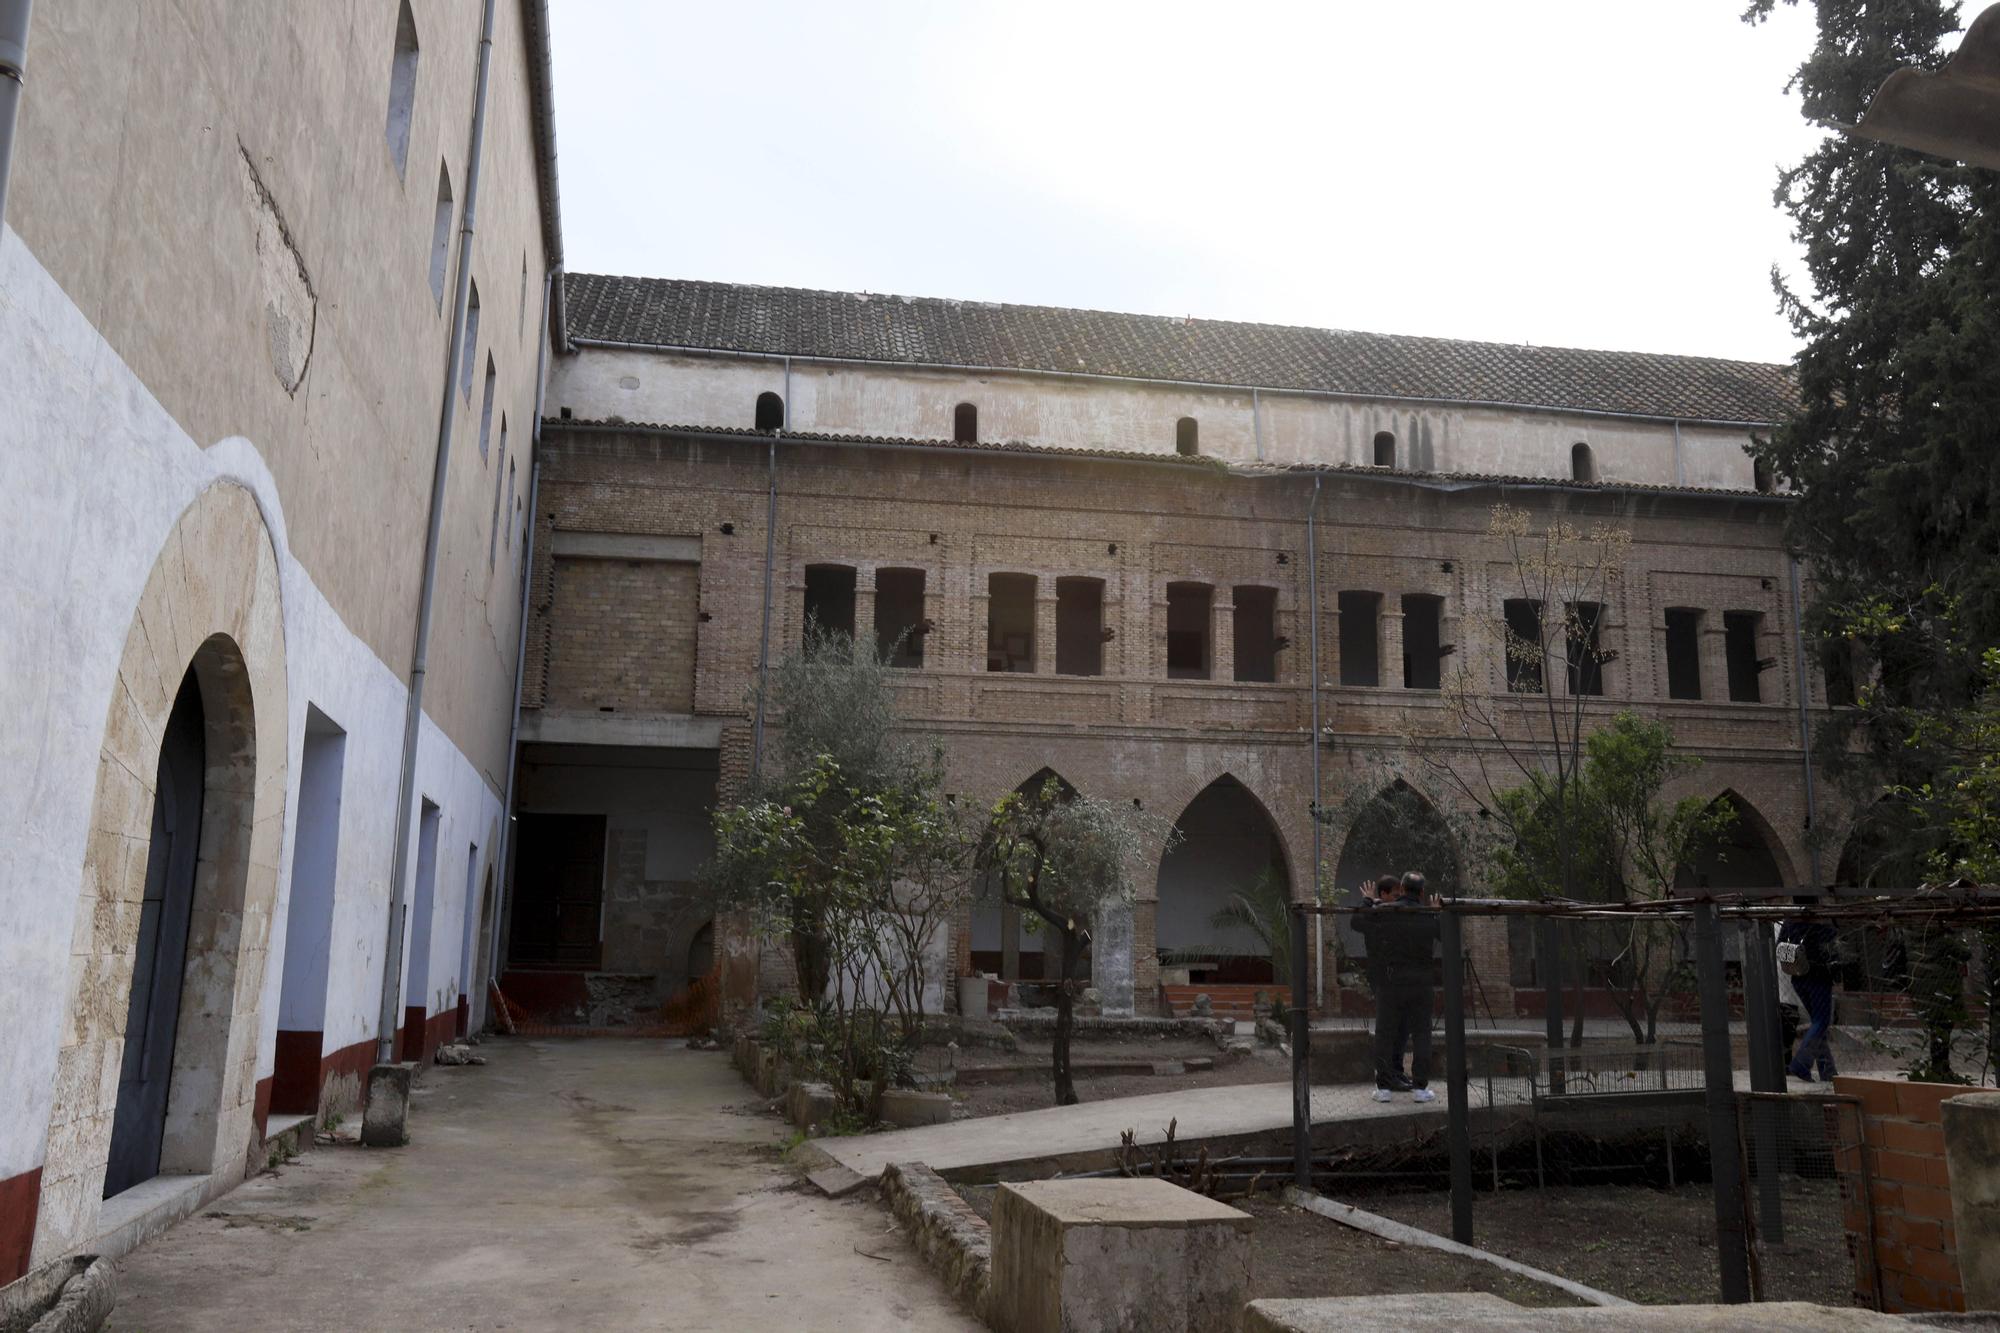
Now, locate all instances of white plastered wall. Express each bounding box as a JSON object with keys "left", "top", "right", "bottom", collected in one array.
[{"left": 1, "top": 225, "right": 500, "bottom": 1232}]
